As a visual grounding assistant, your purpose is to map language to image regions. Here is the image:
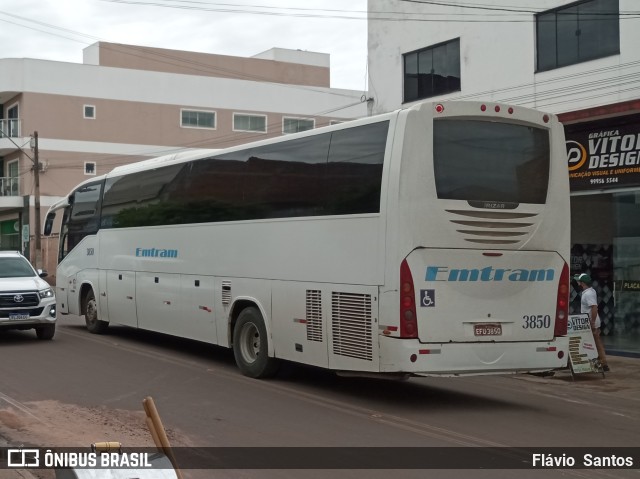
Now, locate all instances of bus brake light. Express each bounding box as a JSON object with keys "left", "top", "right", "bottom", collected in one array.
[
  {"left": 400, "top": 259, "right": 418, "bottom": 338},
  {"left": 554, "top": 263, "right": 569, "bottom": 337}
]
